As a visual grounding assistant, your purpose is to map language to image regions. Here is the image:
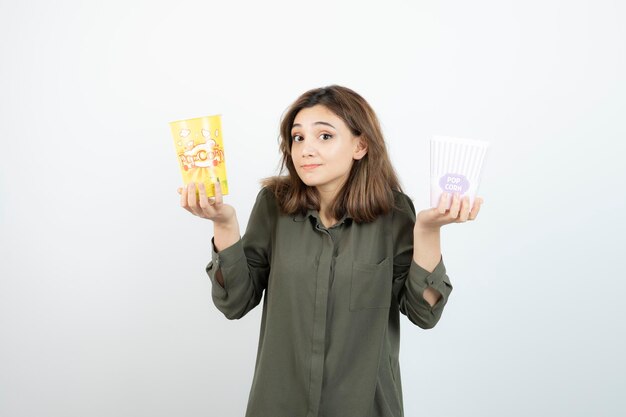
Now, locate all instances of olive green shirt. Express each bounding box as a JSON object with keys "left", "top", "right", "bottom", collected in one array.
[{"left": 206, "top": 187, "right": 453, "bottom": 417}]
